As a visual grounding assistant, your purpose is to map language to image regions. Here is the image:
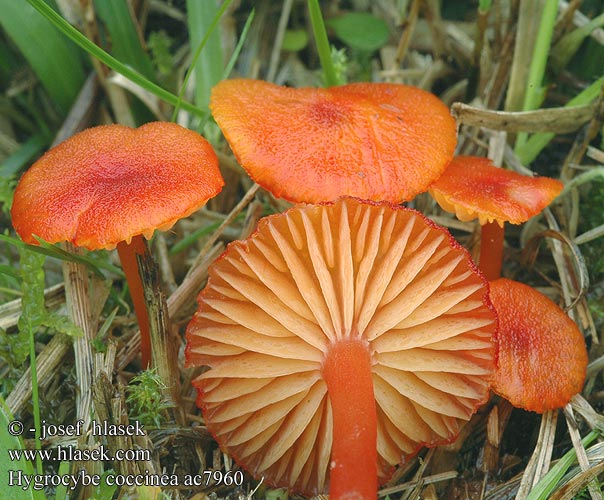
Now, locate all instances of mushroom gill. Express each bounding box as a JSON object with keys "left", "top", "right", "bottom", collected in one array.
[{"left": 186, "top": 197, "right": 496, "bottom": 497}]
